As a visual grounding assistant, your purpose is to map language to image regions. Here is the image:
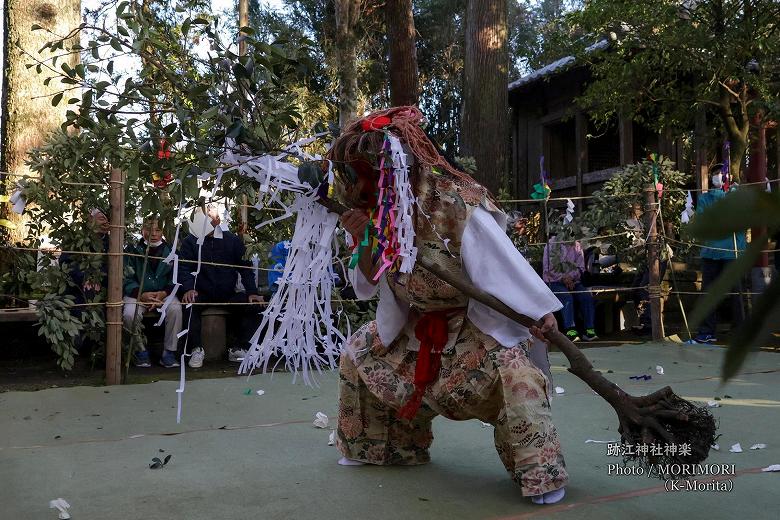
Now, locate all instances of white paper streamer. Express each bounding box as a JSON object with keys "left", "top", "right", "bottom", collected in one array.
[
  {"left": 239, "top": 192, "right": 344, "bottom": 385},
  {"left": 48, "top": 498, "right": 71, "bottom": 519},
  {"left": 563, "top": 198, "right": 575, "bottom": 224},
  {"left": 9, "top": 187, "right": 26, "bottom": 214},
  {"left": 387, "top": 134, "right": 418, "bottom": 273},
  {"left": 681, "top": 190, "right": 694, "bottom": 224}
]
